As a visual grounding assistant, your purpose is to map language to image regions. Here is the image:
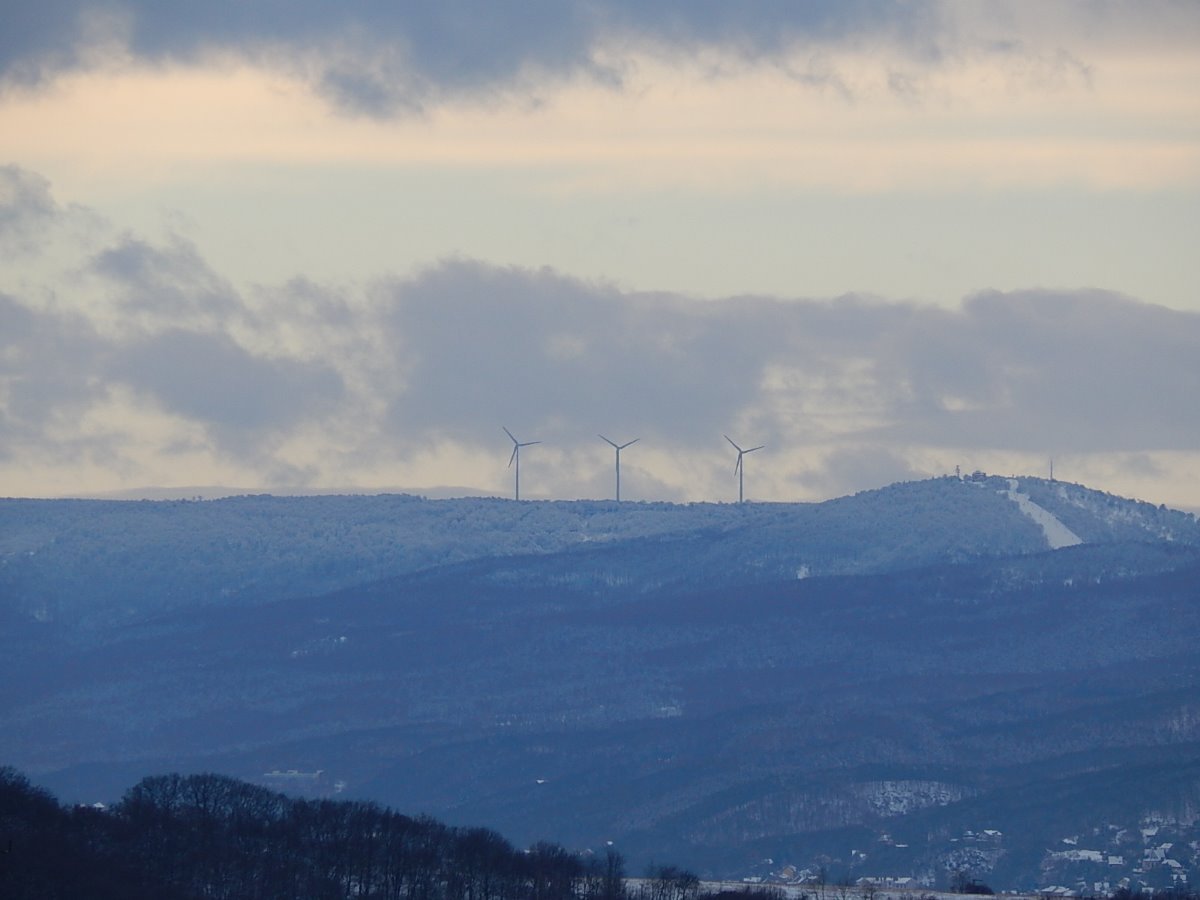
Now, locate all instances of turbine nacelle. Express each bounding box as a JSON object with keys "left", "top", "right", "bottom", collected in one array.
[
  {"left": 599, "top": 435, "right": 639, "bottom": 452},
  {"left": 503, "top": 426, "right": 541, "bottom": 467}
]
